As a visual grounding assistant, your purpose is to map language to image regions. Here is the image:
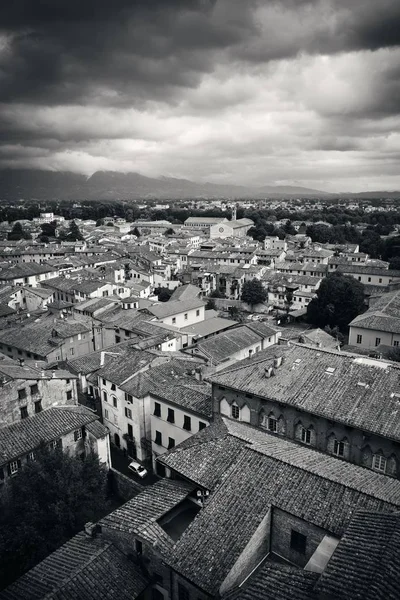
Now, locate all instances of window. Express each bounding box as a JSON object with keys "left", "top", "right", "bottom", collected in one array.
[
  {"left": 103, "top": 391, "right": 108, "bottom": 403},
  {"left": 9, "top": 461, "right": 20, "bottom": 476},
  {"left": 125, "top": 393, "right": 133, "bottom": 403},
  {"left": 291, "top": 530, "right": 307, "bottom": 554},
  {"left": 111, "top": 383, "right": 116, "bottom": 391},
  {"left": 168, "top": 437, "right": 175, "bottom": 449},
  {"left": 178, "top": 584, "right": 189, "bottom": 600},
  {"left": 20, "top": 406, "right": 28, "bottom": 419},
  {"left": 372, "top": 454, "right": 387, "bottom": 473},
  {"left": 358, "top": 276, "right": 361, "bottom": 281},
  {"left": 34, "top": 400, "right": 42, "bottom": 413},
  {"left": 125, "top": 407, "right": 132, "bottom": 420},
  {"left": 135, "top": 540, "right": 142, "bottom": 555},
  {"left": 112, "top": 396, "right": 117, "bottom": 408},
  {"left": 395, "top": 341, "right": 400, "bottom": 347},
  {"left": 301, "top": 427, "right": 311, "bottom": 444},
  {"left": 70, "top": 348, "right": 74, "bottom": 356},
  {"left": 196, "top": 309, "right": 200, "bottom": 316},
  {"left": 113, "top": 414, "right": 118, "bottom": 425},
  {"left": 231, "top": 404, "right": 240, "bottom": 419},
  {"left": 27, "top": 451, "right": 35, "bottom": 461},
  {"left": 379, "top": 278, "right": 382, "bottom": 283},
  {"left": 333, "top": 439, "right": 345, "bottom": 457},
  {"left": 172, "top": 317, "right": 176, "bottom": 324},
  {"left": 102, "top": 378, "right": 106, "bottom": 386},
  {"left": 356, "top": 334, "right": 362, "bottom": 344},
  {"left": 74, "top": 429, "right": 83, "bottom": 442},
  {"left": 268, "top": 416, "right": 277, "bottom": 433},
  {"left": 115, "top": 336, "right": 121, "bottom": 343},
  {"left": 199, "top": 421, "right": 207, "bottom": 431},
  {"left": 154, "top": 402, "right": 161, "bottom": 417},
  {"left": 184, "top": 313, "right": 188, "bottom": 320},
  {"left": 18, "top": 388, "right": 26, "bottom": 400},
  {"left": 368, "top": 277, "right": 372, "bottom": 282},
  {"left": 30, "top": 383, "right": 39, "bottom": 395},
  {"left": 155, "top": 431, "right": 162, "bottom": 446},
  {"left": 183, "top": 415, "right": 191, "bottom": 431},
  {"left": 375, "top": 337, "right": 381, "bottom": 347},
  {"left": 167, "top": 408, "right": 175, "bottom": 423},
  {"left": 66, "top": 390, "right": 73, "bottom": 401},
  {"left": 104, "top": 408, "right": 109, "bottom": 420}
]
